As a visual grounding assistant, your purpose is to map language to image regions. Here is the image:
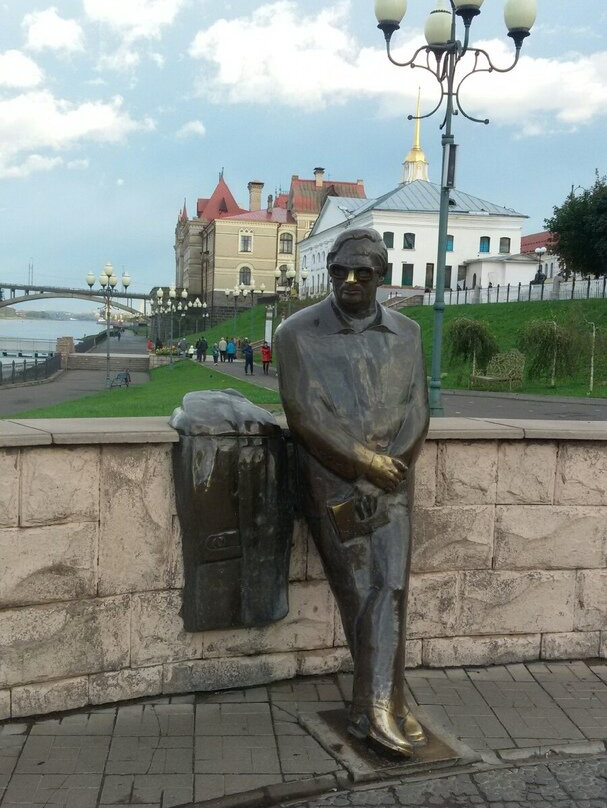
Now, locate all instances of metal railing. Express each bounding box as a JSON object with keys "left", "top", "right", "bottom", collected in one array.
[
  {"left": 423, "top": 276, "right": 607, "bottom": 306},
  {"left": 74, "top": 331, "right": 107, "bottom": 353},
  {"left": 0, "top": 354, "right": 62, "bottom": 386}
]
